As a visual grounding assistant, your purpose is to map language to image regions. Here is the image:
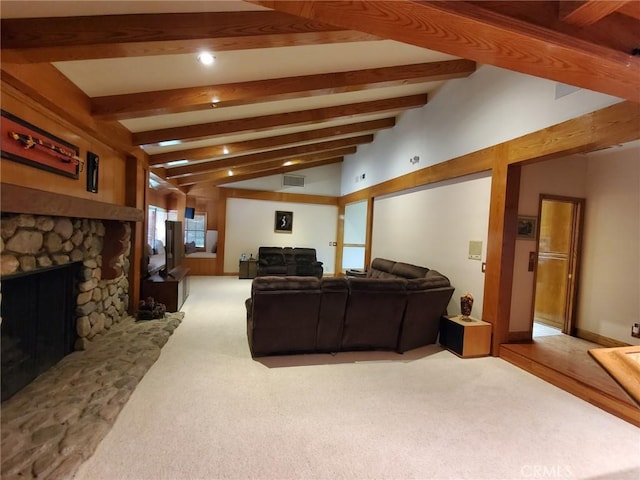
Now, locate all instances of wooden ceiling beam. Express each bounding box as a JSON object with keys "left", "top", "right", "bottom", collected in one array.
[
  {"left": 213, "top": 157, "right": 343, "bottom": 186},
  {"left": 133, "top": 94, "right": 426, "bottom": 146},
  {"left": 177, "top": 148, "right": 354, "bottom": 186},
  {"left": 0, "top": 11, "right": 379, "bottom": 63},
  {"left": 92, "top": 60, "right": 474, "bottom": 120},
  {"left": 148, "top": 118, "right": 395, "bottom": 165},
  {"left": 619, "top": 2, "right": 640, "bottom": 21},
  {"left": 467, "top": 1, "right": 640, "bottom": 54},
  {"left": 559, "top": 0, "right": 632, "bottom": 27},
  {"left": 167, "top": 137, "right": 369, "bottom": 178},
  {"left": 252, "top": 0, "right": 639, "bottom": 102}
]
